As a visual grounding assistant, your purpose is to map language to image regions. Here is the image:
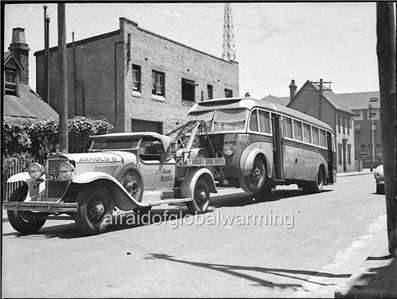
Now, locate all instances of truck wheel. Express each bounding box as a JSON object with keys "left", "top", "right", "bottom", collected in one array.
[
  {"left": 115, "top": 164, "right": 143, "bottom": 202},
  {"left": 7, "top": 185, "right": 47, "bottom": 234},
  {"left": 244, "top": 156, "right": 267, "bottom": 193},
  {"left": 186, "top": 178, "right": 210, "bottom": 214},
  {"left": 75, "top": 184, "right": 114, "bottom": 235}
]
